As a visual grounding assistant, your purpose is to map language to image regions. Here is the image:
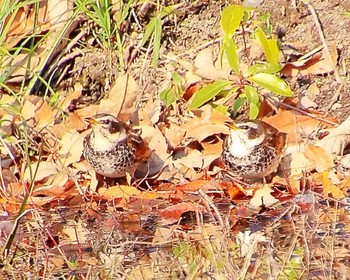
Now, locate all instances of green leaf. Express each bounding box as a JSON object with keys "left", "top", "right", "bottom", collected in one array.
[
  {"left": 248, "top": 73, "right": 294, "bottom": 97},
  {"left": 243, "top": 86, "right": 260, "bottom": 119},
  {"left": 244, "top": 85, "right": 259, "bottom": 104},
  {"left": 190, "top": 80, "right": 231, "bottom": 109},
  {"left": 160, "top": 88, "right": 176, "bottom": 107},
  {"left": 233, "top": 95, "right": 246, "bottom": 116},
  {"left": 213, "top": 104, "right": 228, "bottom": 114},
  {"left": 223, "top": 35, "right": 240, "bottom": 73},
  {"left": 247, "top": 63, "right": 281, "bottom": 75},
  {"left": 255, "top": 27, "right": 279, "bottom": 66},
  {"left": 249, "top": 102, "right": 260, "bottom": 119},
  {"left": 221, "top": 5, "right": 244, "bottom": 37}
]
